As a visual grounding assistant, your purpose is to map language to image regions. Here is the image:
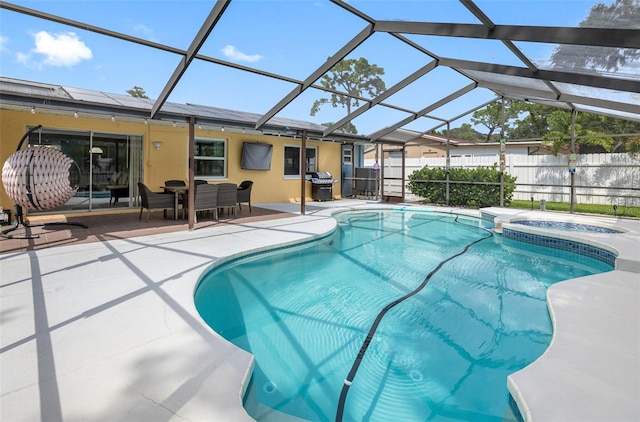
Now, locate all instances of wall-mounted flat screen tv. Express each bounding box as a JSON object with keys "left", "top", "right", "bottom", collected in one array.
[{"left": 241, "top": 142, "right": 273, "bottom": 170}]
